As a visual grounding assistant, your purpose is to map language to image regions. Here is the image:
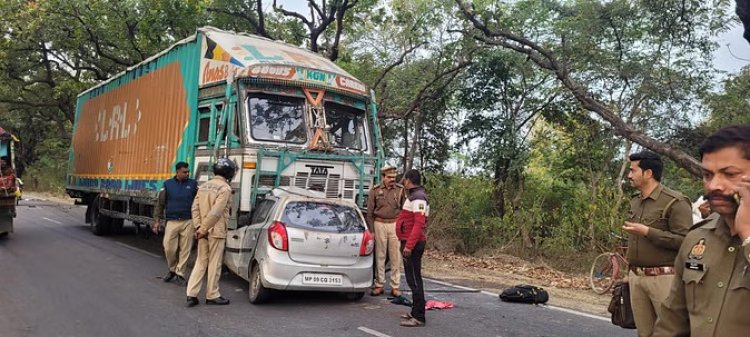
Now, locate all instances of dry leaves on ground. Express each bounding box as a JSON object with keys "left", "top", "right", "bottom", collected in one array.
[{"left": 424, "top": 250, "right": 591, "bottom": 290}]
